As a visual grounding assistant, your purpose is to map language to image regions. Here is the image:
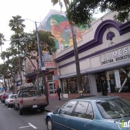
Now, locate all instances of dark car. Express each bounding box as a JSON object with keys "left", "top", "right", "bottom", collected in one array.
[
  {"left": 1, "top": 92, "right": 11, "bottom": 103},
  {"left": 44, "top": 96, "right": 130, "bottom": 130}
]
